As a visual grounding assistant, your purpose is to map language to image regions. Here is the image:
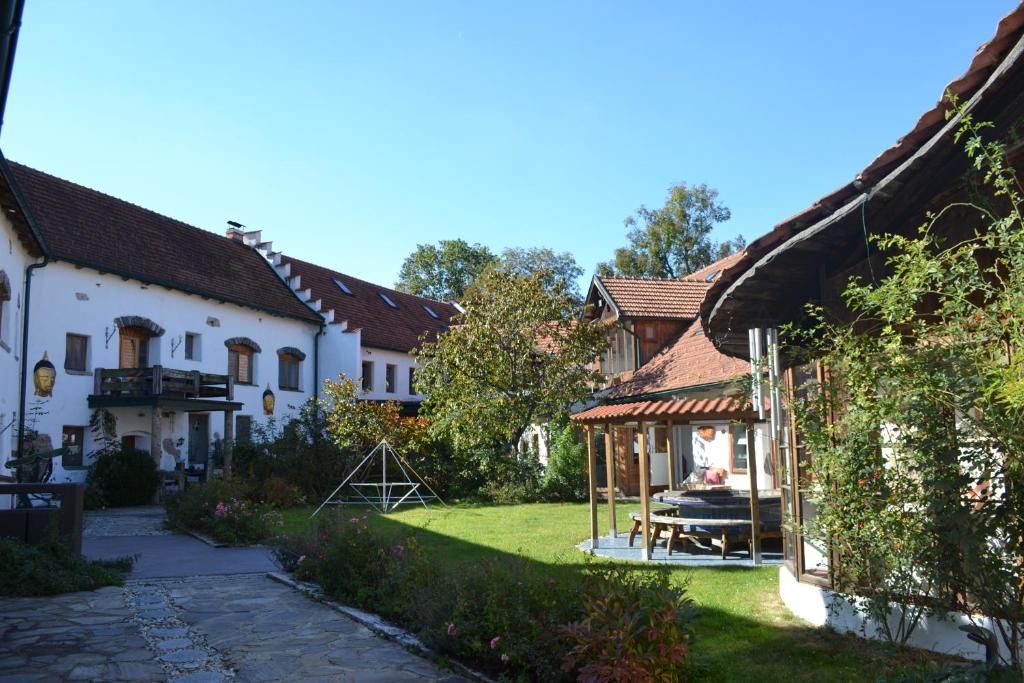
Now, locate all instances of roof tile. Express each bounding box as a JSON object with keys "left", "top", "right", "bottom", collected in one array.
[
  {"left": 9, "top": 162, "right": 321, "bottom": 323},
  {"left": 282, "top": 256, "right": 459, "bottom": 353}
]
